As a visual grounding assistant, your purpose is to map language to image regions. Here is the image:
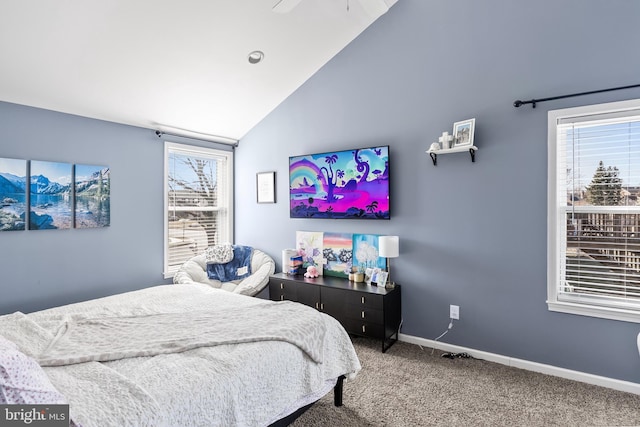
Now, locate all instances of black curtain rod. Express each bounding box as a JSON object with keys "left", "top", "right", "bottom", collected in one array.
[{"left": 513, "top": 83, "right": 640, "bottom": 108}]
